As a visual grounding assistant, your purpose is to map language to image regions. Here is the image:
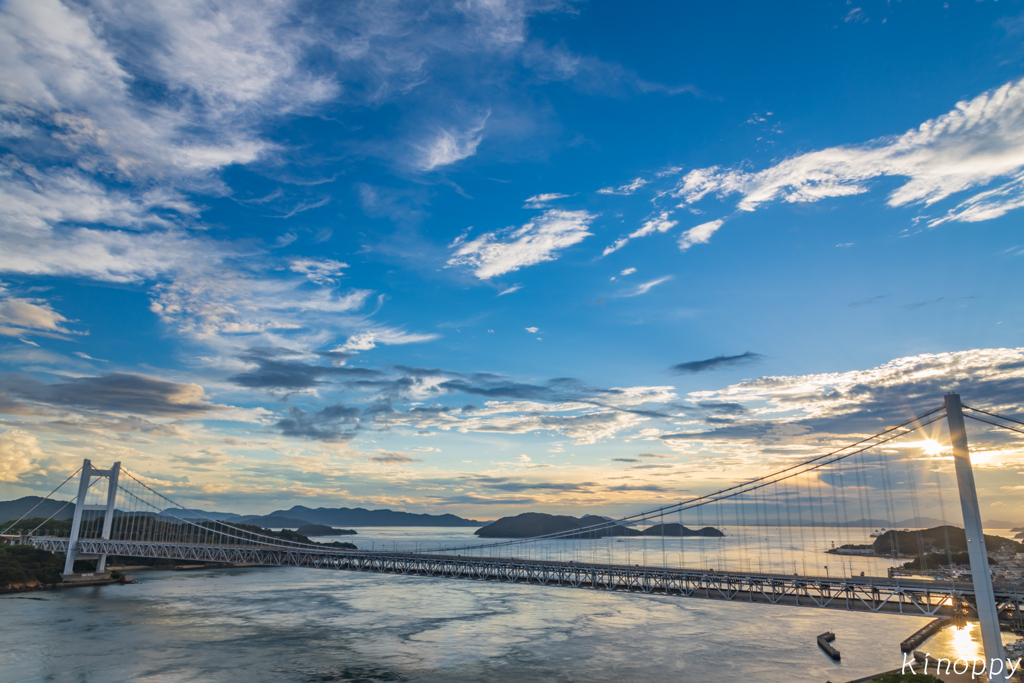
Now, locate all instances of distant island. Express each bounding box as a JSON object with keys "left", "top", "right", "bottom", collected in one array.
[
  {"left": 475, "top": 513, "right": 725, "bottom": 539},
  {"left": 296, "top": 524, "right": 356, "bottom": 537},
  {"left": 0, "top": 497, "right": 483, "bottom": 528},
  {"left": 247, "top": 505, "right": 482, "bottom": 527},
  {"left": 642, "top": 522, "right": 725, "bottom": 538}
]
